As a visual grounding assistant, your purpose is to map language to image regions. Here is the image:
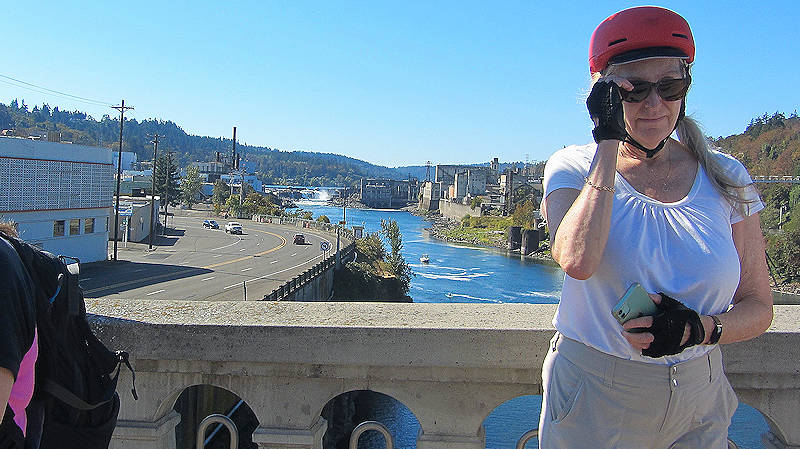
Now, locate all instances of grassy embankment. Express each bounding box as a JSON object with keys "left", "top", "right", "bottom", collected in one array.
[{"left": 438, "top": 215, "right": 513, "bottom": 248}]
